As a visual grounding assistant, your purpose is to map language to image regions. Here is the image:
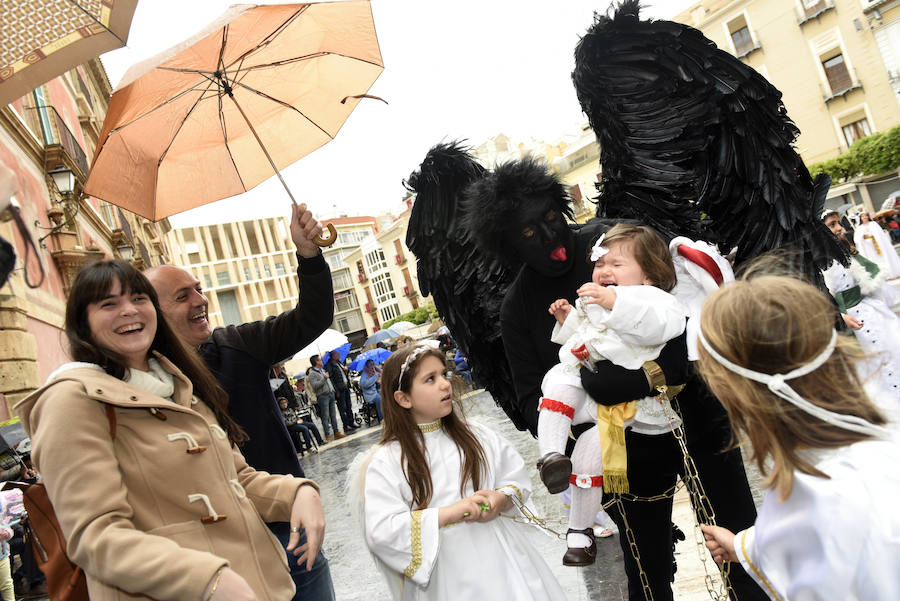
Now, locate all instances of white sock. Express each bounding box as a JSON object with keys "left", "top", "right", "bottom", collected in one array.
[
  {"left": 537, "top": 405, "right": 572, "bottom": 457},
  {"left": 568, "top": 425, "right": 604, "bottom": 540},
  {"left": 567, "top": 531, "right": 593, "bottom": 548}
]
